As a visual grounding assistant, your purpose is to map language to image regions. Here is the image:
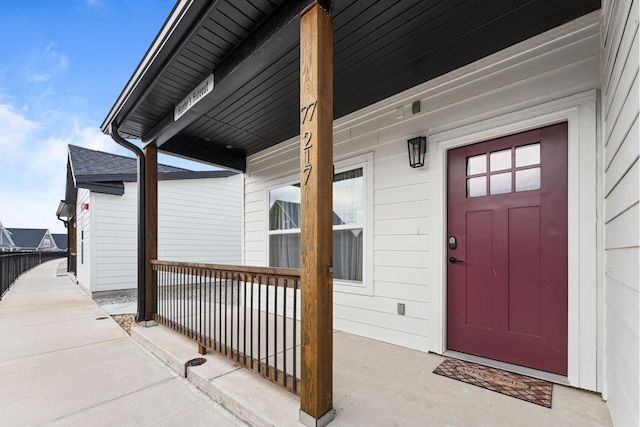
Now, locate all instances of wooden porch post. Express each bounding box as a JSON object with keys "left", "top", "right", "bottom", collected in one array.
[
  {"left": 144, "top": 143, "right": 158, "bottom": 321},
  {"left": 299, "top": 2, "right": 333, "bottom": 426}
]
